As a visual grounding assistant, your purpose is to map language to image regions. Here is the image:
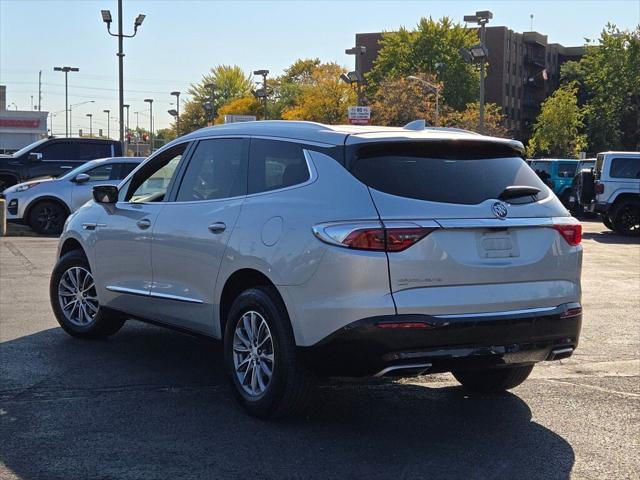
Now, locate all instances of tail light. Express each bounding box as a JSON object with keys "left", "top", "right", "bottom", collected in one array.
[
  {"left": 553, "top": 223, "right": 582, "bottom": 246},
  {"left": 313, "top": 221, "right": 438, "bottom": 252},
  {"left": 594, "top": 182, "right": 604, "bottom": 194}
]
